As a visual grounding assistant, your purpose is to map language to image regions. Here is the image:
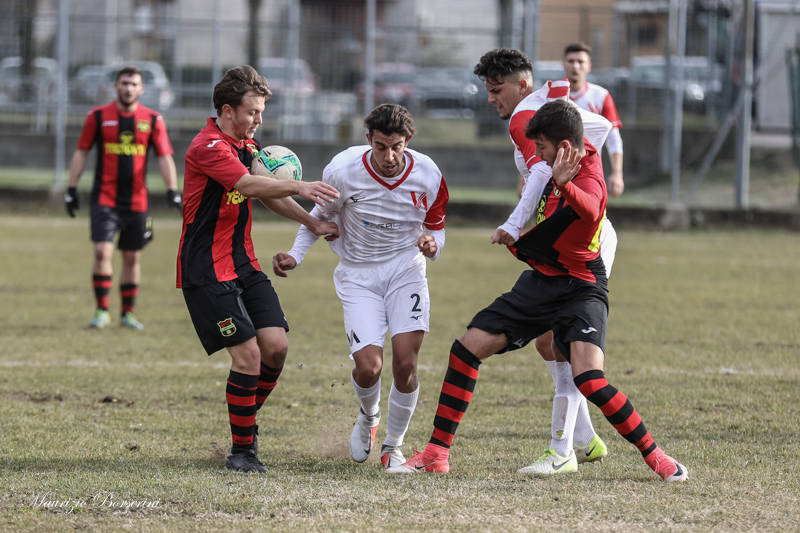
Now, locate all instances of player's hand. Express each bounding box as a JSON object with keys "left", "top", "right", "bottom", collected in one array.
[
  {"left": 297, "top": 181, "right": 339, "bottom": 206},
  {"left": 608, "top": 170, "right": 624, "bottom": 197},
  {"left": 309, "top": 219, "right": 340, "bottom": 241},
  {"left": 65, "top": 186, "right": 79, "bottom": 217},
  {"left": 417, "top": 234, "right": 437, "bottom": 258},
  {"left": 491, "top": 228, "right": 515, "bottom": 245},
  {"left": 166, "top": 189, "right": 183, "bottom": 210},
  {"left": 272, "top": 252, "right": 297, "bottom": 278},
  {"left": 551, "top": 144, "right": 582, "bottom": 187}
]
